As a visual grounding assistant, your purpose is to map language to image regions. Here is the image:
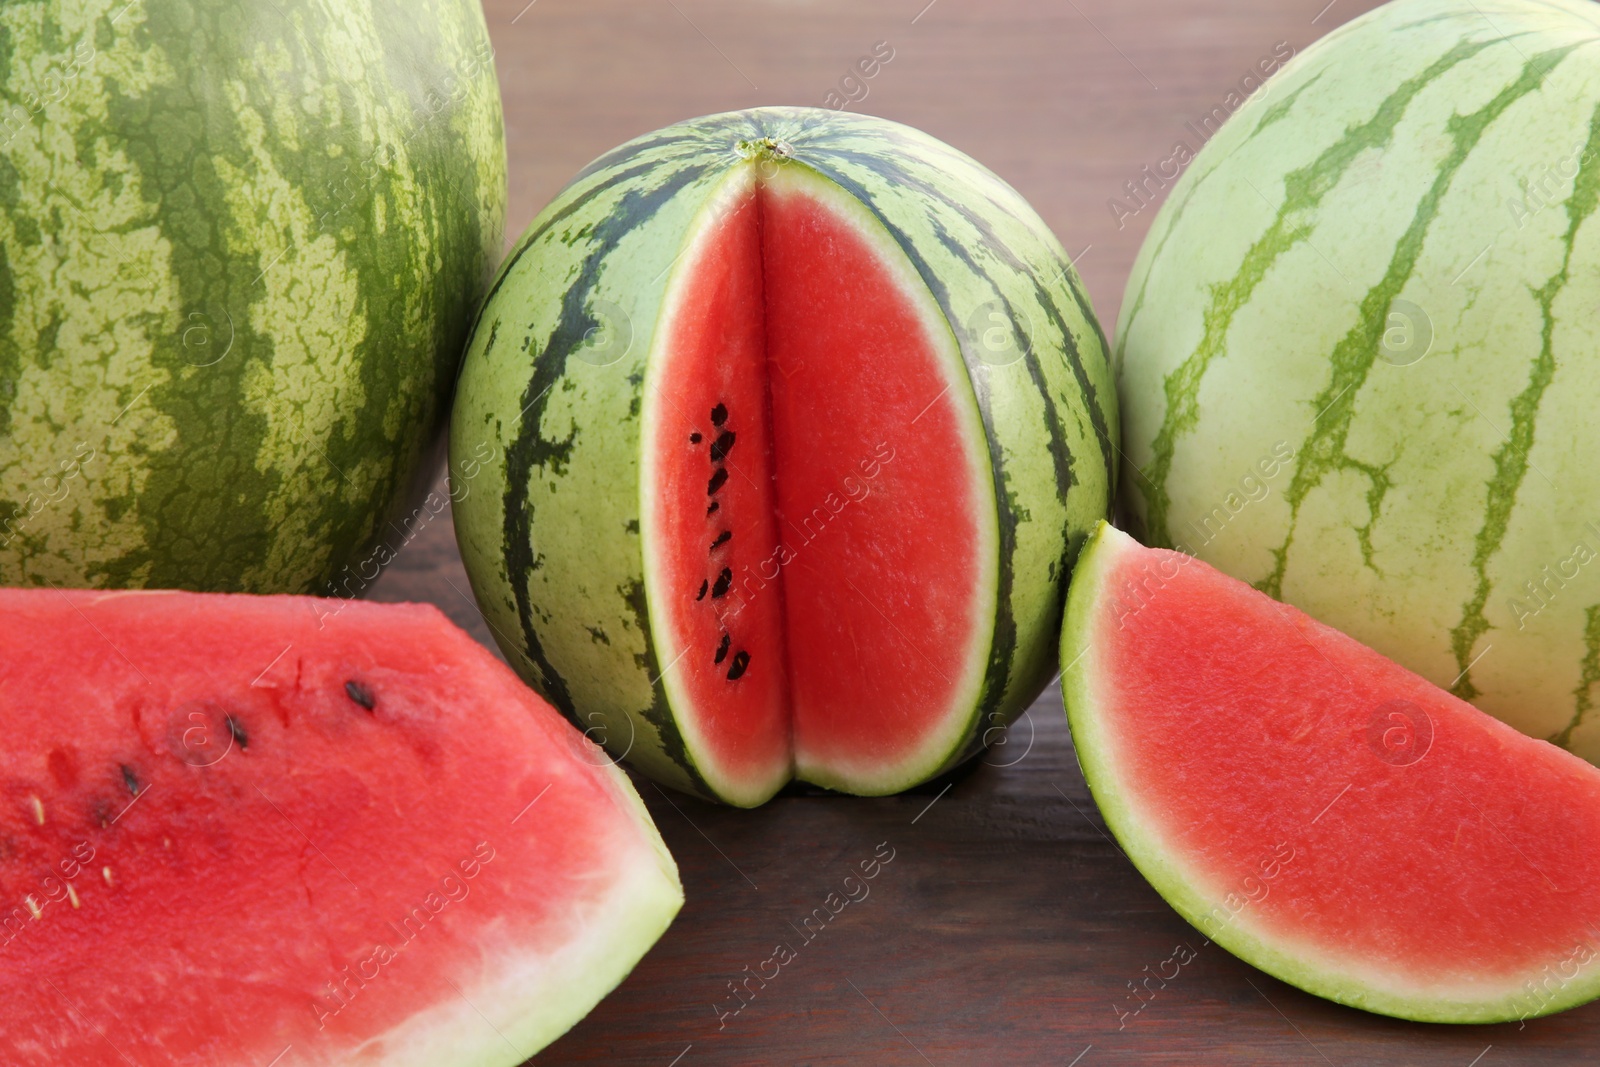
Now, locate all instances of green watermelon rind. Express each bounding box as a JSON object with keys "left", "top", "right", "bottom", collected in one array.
[{"left": 1061, "top": 521, "right": 1600, "bottom": 1025}]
